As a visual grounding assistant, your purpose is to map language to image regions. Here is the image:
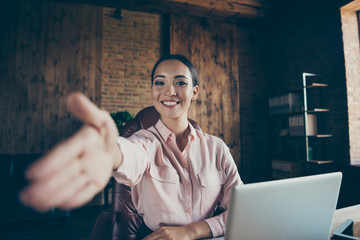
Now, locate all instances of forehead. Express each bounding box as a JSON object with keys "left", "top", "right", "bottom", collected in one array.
[{"left": 154, "top": 59, "right": 191, "bottom": 76}]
